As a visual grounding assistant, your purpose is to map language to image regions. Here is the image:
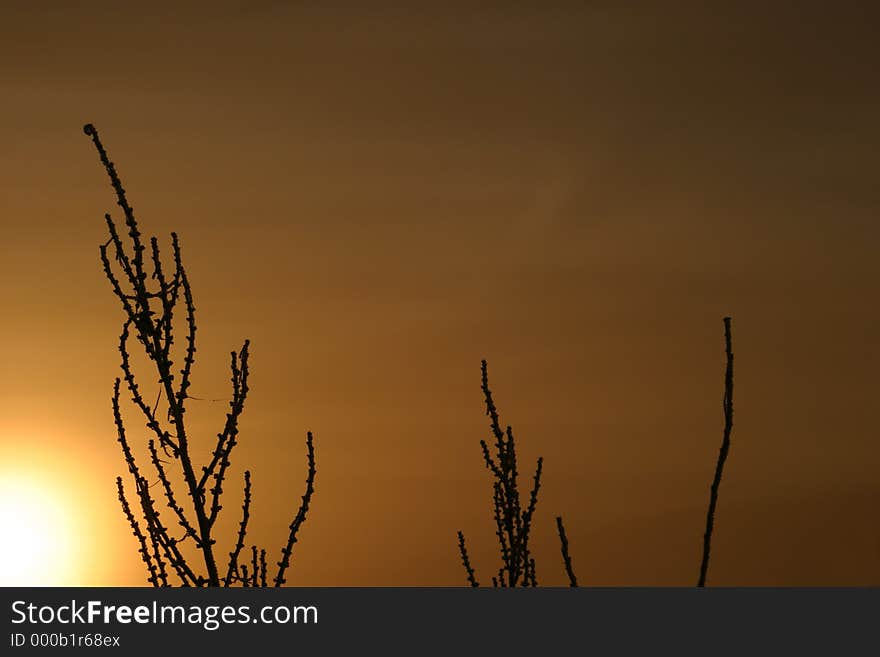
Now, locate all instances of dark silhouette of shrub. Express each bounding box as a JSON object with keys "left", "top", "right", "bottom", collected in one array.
[
  {"left": 459, "top": 317, "right": 735, "bottom": 588},
  {"left": 457, "top": 360, "right": 578, "bottom": 587},
  {"left": 83, "top": 123, "right": 316, "bottom": 587}
]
